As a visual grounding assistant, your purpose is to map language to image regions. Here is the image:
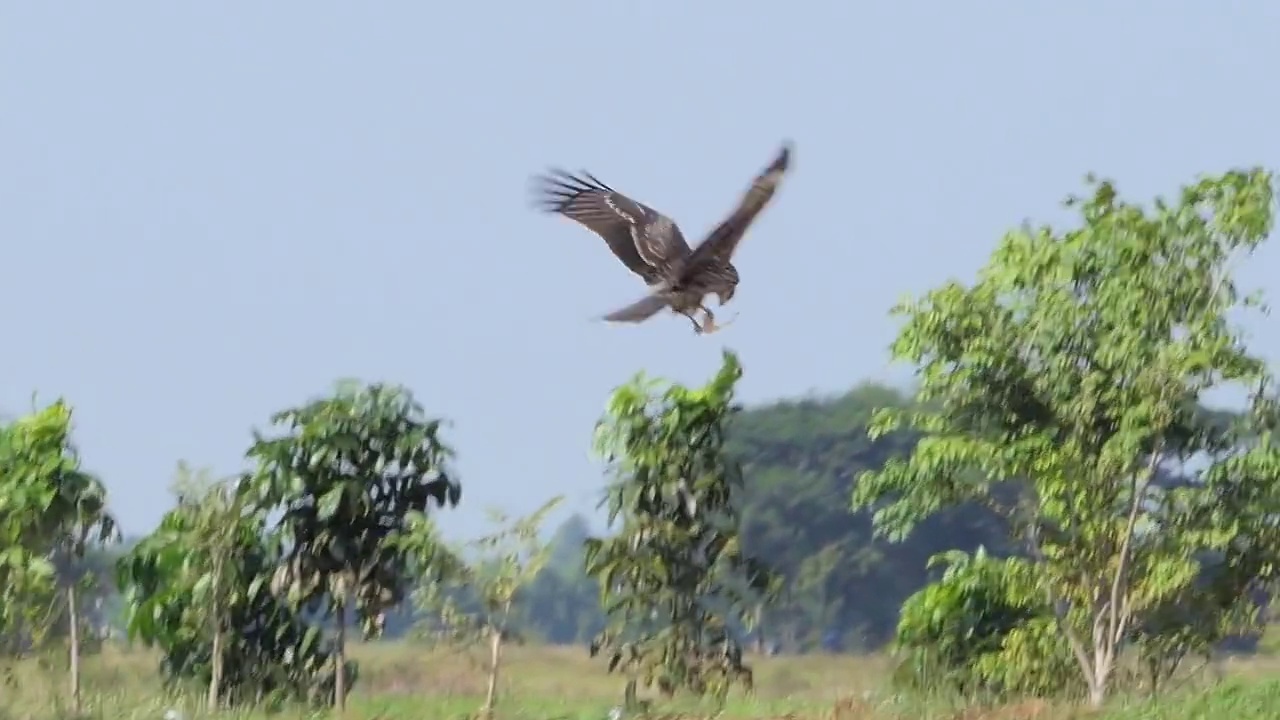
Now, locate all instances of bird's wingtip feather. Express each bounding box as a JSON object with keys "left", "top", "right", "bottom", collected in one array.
[{"left": 600, "top": 293, "right": 670, "bottom": 324}]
